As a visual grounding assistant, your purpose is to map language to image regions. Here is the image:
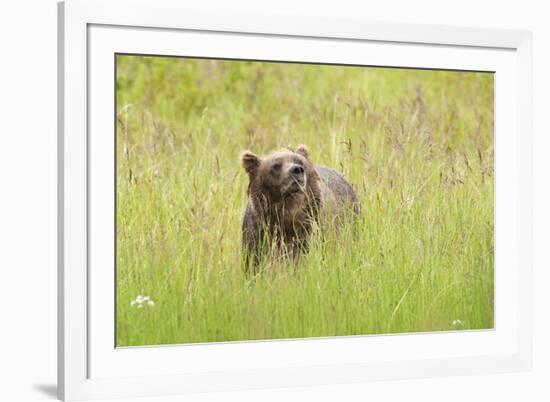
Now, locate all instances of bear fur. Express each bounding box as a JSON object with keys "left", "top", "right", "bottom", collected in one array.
[{"left": 240, "top": 145, "right": 359, "bottom": 272}]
